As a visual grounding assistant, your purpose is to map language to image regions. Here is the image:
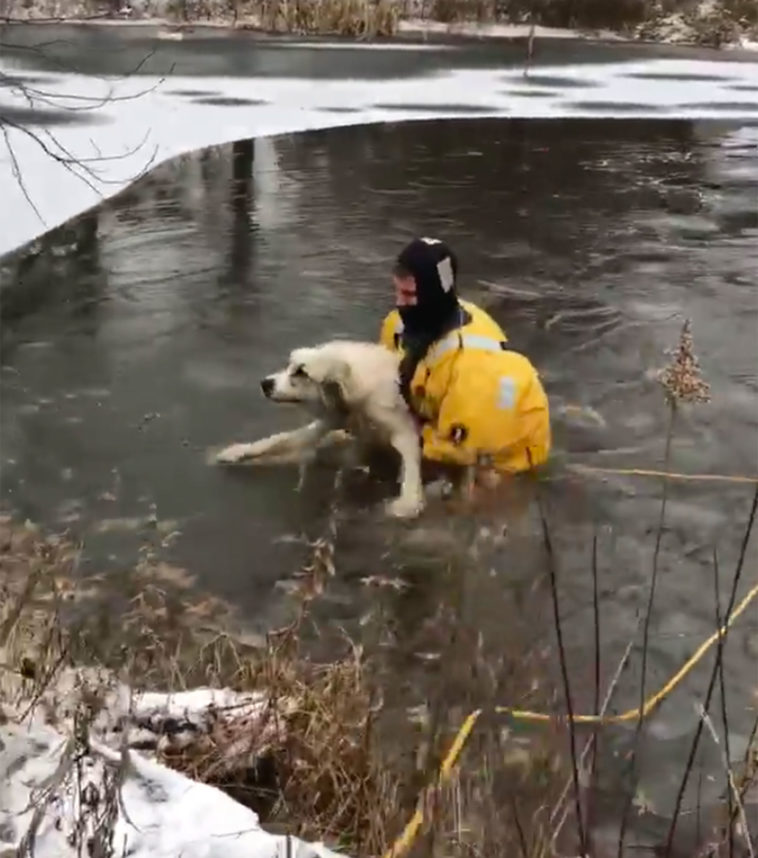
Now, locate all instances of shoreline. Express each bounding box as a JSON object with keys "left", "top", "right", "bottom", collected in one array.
[{"left": 1, "top": 14, "right": 757, "bottom": 58}]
